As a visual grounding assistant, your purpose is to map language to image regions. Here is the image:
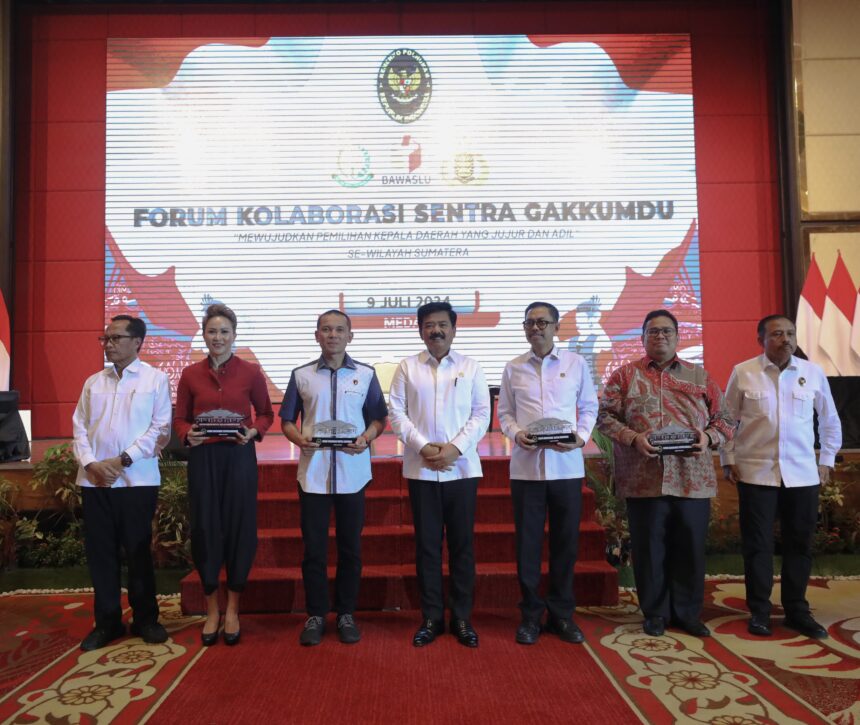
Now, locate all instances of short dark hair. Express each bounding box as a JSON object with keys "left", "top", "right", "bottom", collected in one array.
[
  {"left": 524, "top": 301, "right": 559, "bottom": 323},
  {"left": 756, "top": 314, "right": 793, "bottom": 339},
  {"left": 642, "top": 309, "right": 678, "bottom": 333},
  {"left": 111, "top": 314, "right": 146, "bottom": 342},
  {"left": 417, "top": 301, "right": 457, "bottom": 327},
  {"left": 202, "top": 303, "right": 237, "bottom": 332},
  {"left": 317, "top": 309, "right": 352, "bottom": 330}
]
